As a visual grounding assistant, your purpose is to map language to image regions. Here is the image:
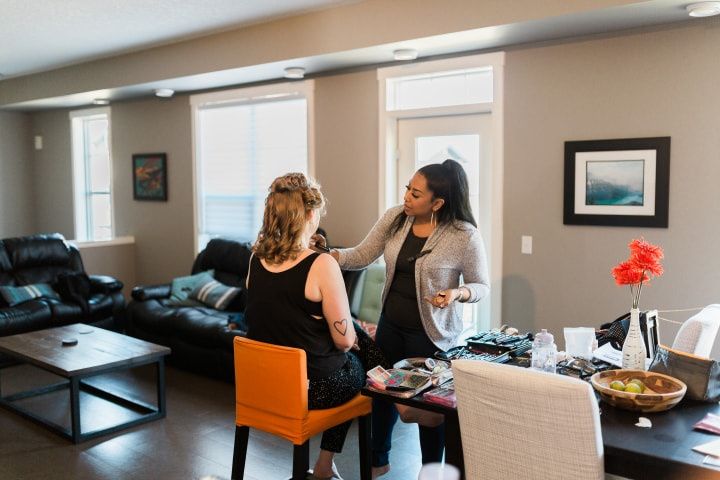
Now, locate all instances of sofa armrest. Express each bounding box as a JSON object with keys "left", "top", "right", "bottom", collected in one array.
[
  {"left": 131, "top": 284, "right": 171, "bottom": 302},
  {"left": 89, "top": 275, "right": 124, "bottom": 294}
]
